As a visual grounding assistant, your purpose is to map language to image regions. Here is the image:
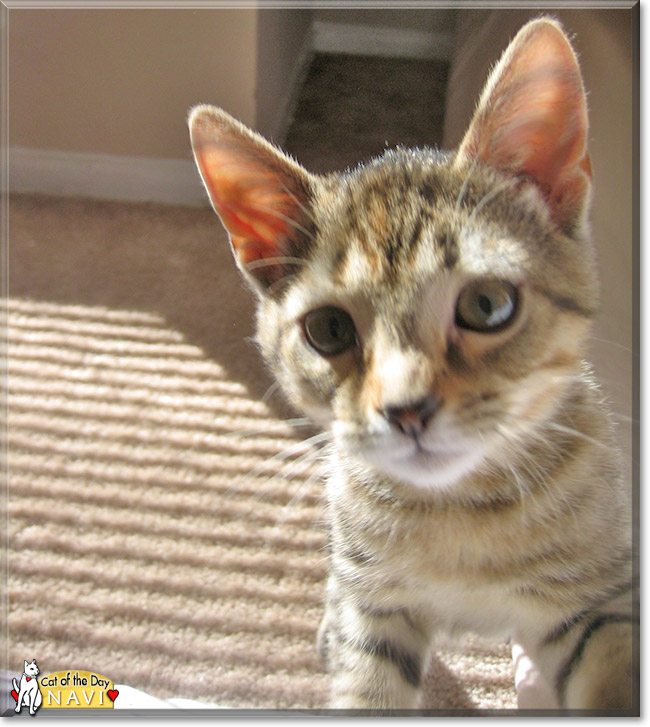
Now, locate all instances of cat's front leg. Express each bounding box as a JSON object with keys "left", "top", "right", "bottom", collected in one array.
[
  {"left": 16, "top": 687, "right": 27, "bottom": 713},
  {"left": 320, "top": 578, "right": 431, "bottom": 710}
]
